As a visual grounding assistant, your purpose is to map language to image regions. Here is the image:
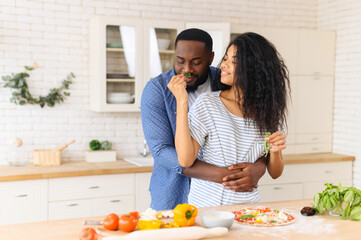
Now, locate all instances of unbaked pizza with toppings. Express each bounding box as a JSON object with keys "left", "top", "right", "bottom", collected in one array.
[{"left": 233, "top": 207, "right": 296, "bottom": 227}]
